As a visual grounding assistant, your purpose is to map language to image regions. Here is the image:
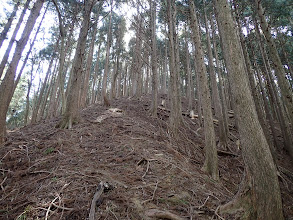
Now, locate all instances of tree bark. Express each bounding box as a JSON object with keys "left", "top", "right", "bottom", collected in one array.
[
  {"left": 0, "top": 0, "right": 31, "bottom": 78},
  {"left": 91, "top": 43, "right": 101, "bottom": 104},
  {"left": 167, "top": 0, "right": 183, "bottom": 135},
  {"left": 214, "top": 0, "right": 284, "bottom": 218},
  {"left": 0, "top": 0, "right": 44, "bottom": 144},
  {"left": 255, "top": 0, "right": 293, "bottom": 126},
  {"left": 189, "top": 0, "right": 219, "bottom": 180},
  {"left": 149, "top": 0, "right": 158, "bottom": 117},
  {"left": 80, "top": 18, "right": 99, "bottom": 108},
  {"left": 253, "top": 17, "right": 293, "bottom": 159},
  {"left": 102, "top": 4, "right": 113, "bottom": 106},
  {"left": 31, "top": 55, "right": 54, "bottom": 124},
  {"left": 210, "top": 15, "right": 229, "bottom": 138},
  {"left": 58, "top": 0, "right": 97, "bottom": 129},
  {"left": 204, "top": 6, "right": 227, "bottom": 148},
  {"left": 0, "top": 0, "right": 20, "bottom": 50}
]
